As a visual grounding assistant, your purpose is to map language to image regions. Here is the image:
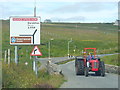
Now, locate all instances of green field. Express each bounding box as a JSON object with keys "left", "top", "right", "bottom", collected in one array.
[
  {"left": 101, "top": 54, "right": 119, "bottom": 66},
  {"left": 2, "top": 20, "right": 118, "bottom": 59},
  {"left": 41, "top": 23, "right": 118, "bottom": 57}
]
